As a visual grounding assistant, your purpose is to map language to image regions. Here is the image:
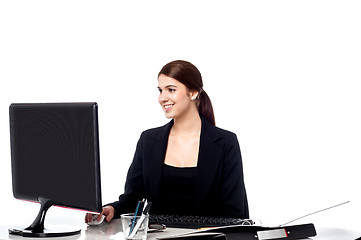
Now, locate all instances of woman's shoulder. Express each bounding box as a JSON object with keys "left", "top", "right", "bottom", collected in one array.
[
  {"left": 213, "top": 126, "right": 239, "bottom": 145},
  {"left": 203, "top": 118, "right": 238, "bottom": 140},
  {"left": 213, "top": 124, "right": 237, "bottom": 136}
]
